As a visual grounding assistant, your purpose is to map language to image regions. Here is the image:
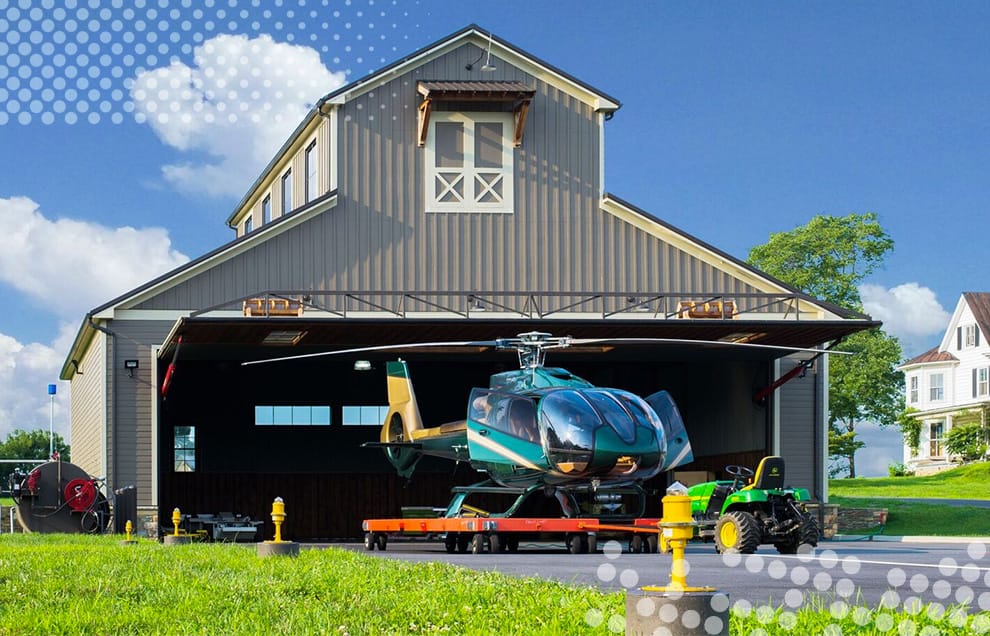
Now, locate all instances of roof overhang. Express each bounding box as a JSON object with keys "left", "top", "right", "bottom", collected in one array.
[
  {"left": 157, "top": 315, "right": 877, "bottom": 364},
  {"left": 417, "top": 80, "right": 536, "bottom": 147}
]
